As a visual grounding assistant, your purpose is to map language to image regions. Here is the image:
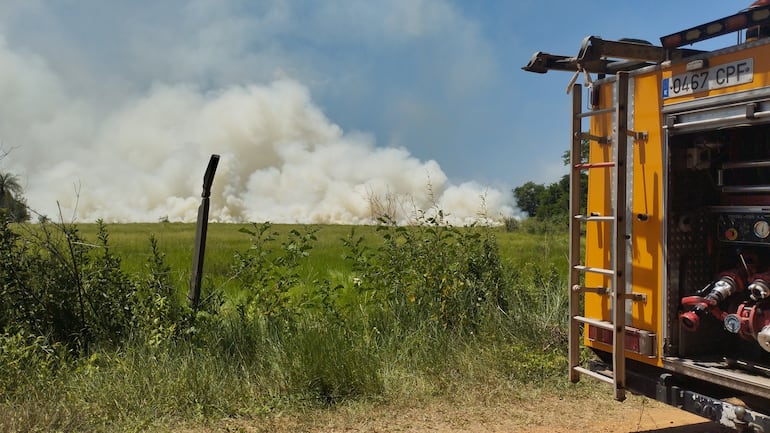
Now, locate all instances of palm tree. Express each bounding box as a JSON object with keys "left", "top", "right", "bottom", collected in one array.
[
  {"left": 0, "top": 172, "right": 29, "bottom": 221},
  {"left": 0, "top": 172, "right": 21, "bottom": 205}
]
